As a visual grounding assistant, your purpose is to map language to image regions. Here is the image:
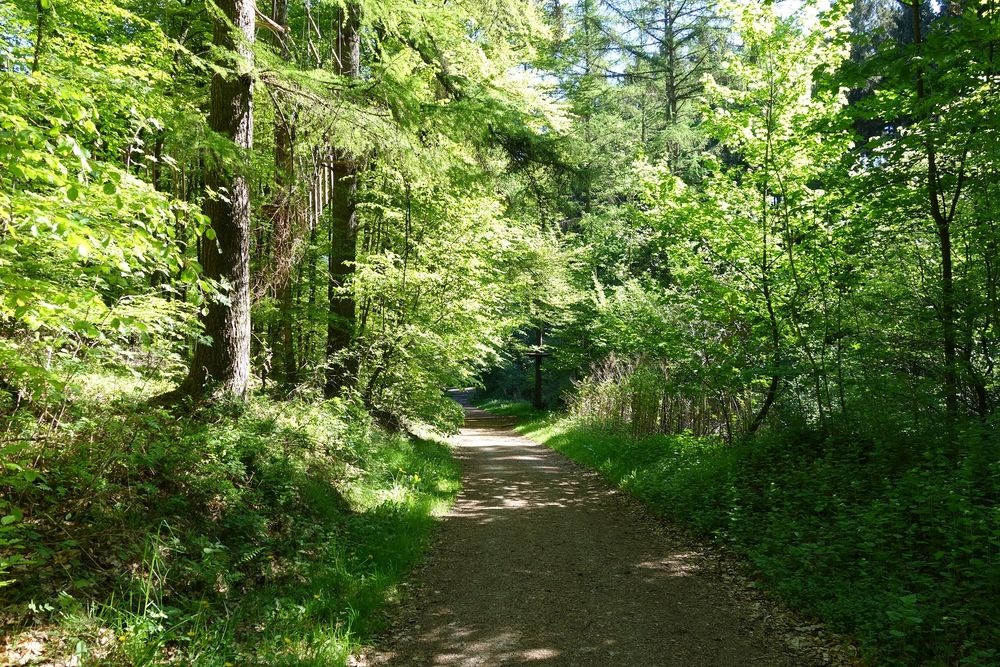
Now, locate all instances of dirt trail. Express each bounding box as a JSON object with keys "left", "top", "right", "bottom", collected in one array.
[{"left": 369, "top": 400, "right": 829, "bottom": 666}]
